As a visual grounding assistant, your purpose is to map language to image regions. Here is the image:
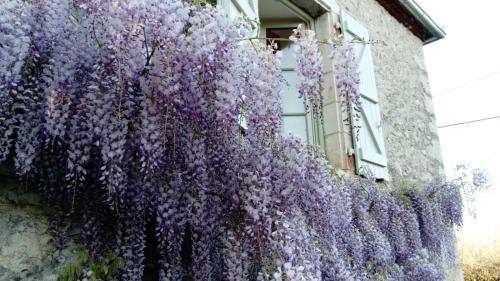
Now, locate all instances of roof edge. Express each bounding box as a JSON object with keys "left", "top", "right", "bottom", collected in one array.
[
  {"left": 399, "top": 0, "right": 446, "bottom": 44},
  {"left": 376, "top": 0, "right": 446, "bottom": 44}
]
